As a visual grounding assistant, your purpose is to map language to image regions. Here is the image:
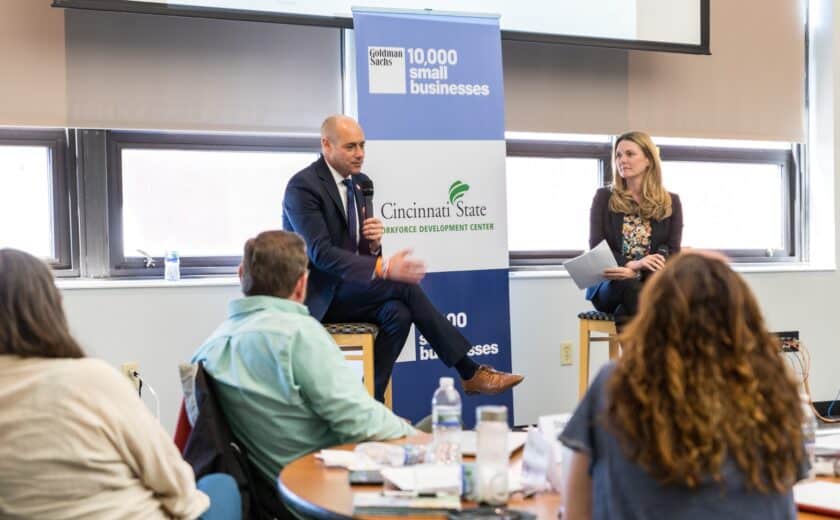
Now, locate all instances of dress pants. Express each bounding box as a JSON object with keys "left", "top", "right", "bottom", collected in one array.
[{"left": 323, "top": 278, "right": 471, "bottom": 401}]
